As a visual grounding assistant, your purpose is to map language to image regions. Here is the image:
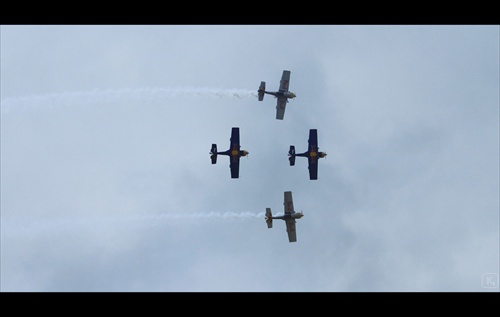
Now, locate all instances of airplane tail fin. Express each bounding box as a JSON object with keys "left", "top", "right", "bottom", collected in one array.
[
  {"left": 258, "top": 81, "right": 265, "bottom": 101},
  {"left": 288, "top": 146, "right": 296, "bottom": 166},
  {"left": 265, "top": 208, "right": 273, "bottom": 228},
  {"left": 210, "top": 144, "right": 217, "bottom": 164}
]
